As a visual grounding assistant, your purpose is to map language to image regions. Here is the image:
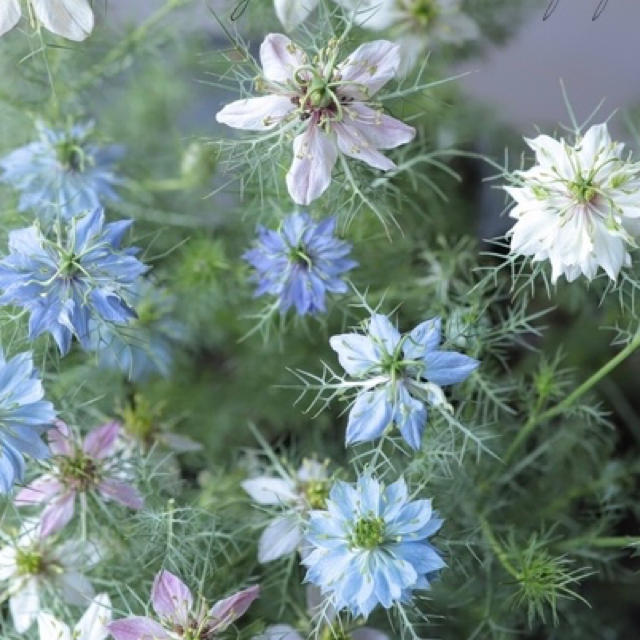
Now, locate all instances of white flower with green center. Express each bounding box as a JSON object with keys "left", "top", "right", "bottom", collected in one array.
[
  {"left": 38, "top": 593, "right": 111, "bottom": 640},
  {"left": 505, "top": 123, "right": 640, "bottom": 284}
]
